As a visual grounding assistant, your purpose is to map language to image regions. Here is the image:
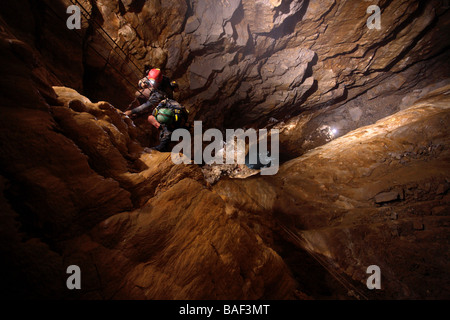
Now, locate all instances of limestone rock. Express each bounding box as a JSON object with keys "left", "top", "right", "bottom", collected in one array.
[
  {"left": 4, "top": 0, "right": 448, "bottom": 134},
  {"left": 0, "top": 28, "right": 298, "bottom": 299},
  {"left": 374, "top": 191, "right": 400, "bottom": 204},
  {"left": 63, "top": 178, "right": 297, "bottom": 299},
  {"left": 242, "top": 0, "right": 306, "bottom": 34},
  {"left": 1, "top": 0, "right": 450, "bottom": 301},
  {"left": 216, "top": 87, "right": 450, "bottom": 299}
]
